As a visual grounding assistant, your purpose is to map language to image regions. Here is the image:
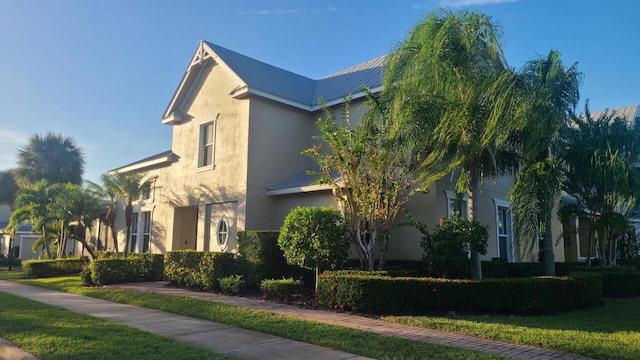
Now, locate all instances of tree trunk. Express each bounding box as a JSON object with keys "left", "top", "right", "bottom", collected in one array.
[
  {"left": 42, "top": 225, "right": 52, "bottom": 259},
  {"left": 377, "top": 232, "right": 391, "bottom": 271},
  {"left": 106, "top": 207, "right": 119, "bottom": 258},
  {"left": 543, "top": 212, "right": 555, "bottom": 276},
  {"left": 74, "top": 223, "right": 95, "bottom": 259},
  {"left": 468, "top": 170, "right": 483, "bottom": 280},
  {"left": 124, "top": 204, "right": 133, "bottom": 257}
]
